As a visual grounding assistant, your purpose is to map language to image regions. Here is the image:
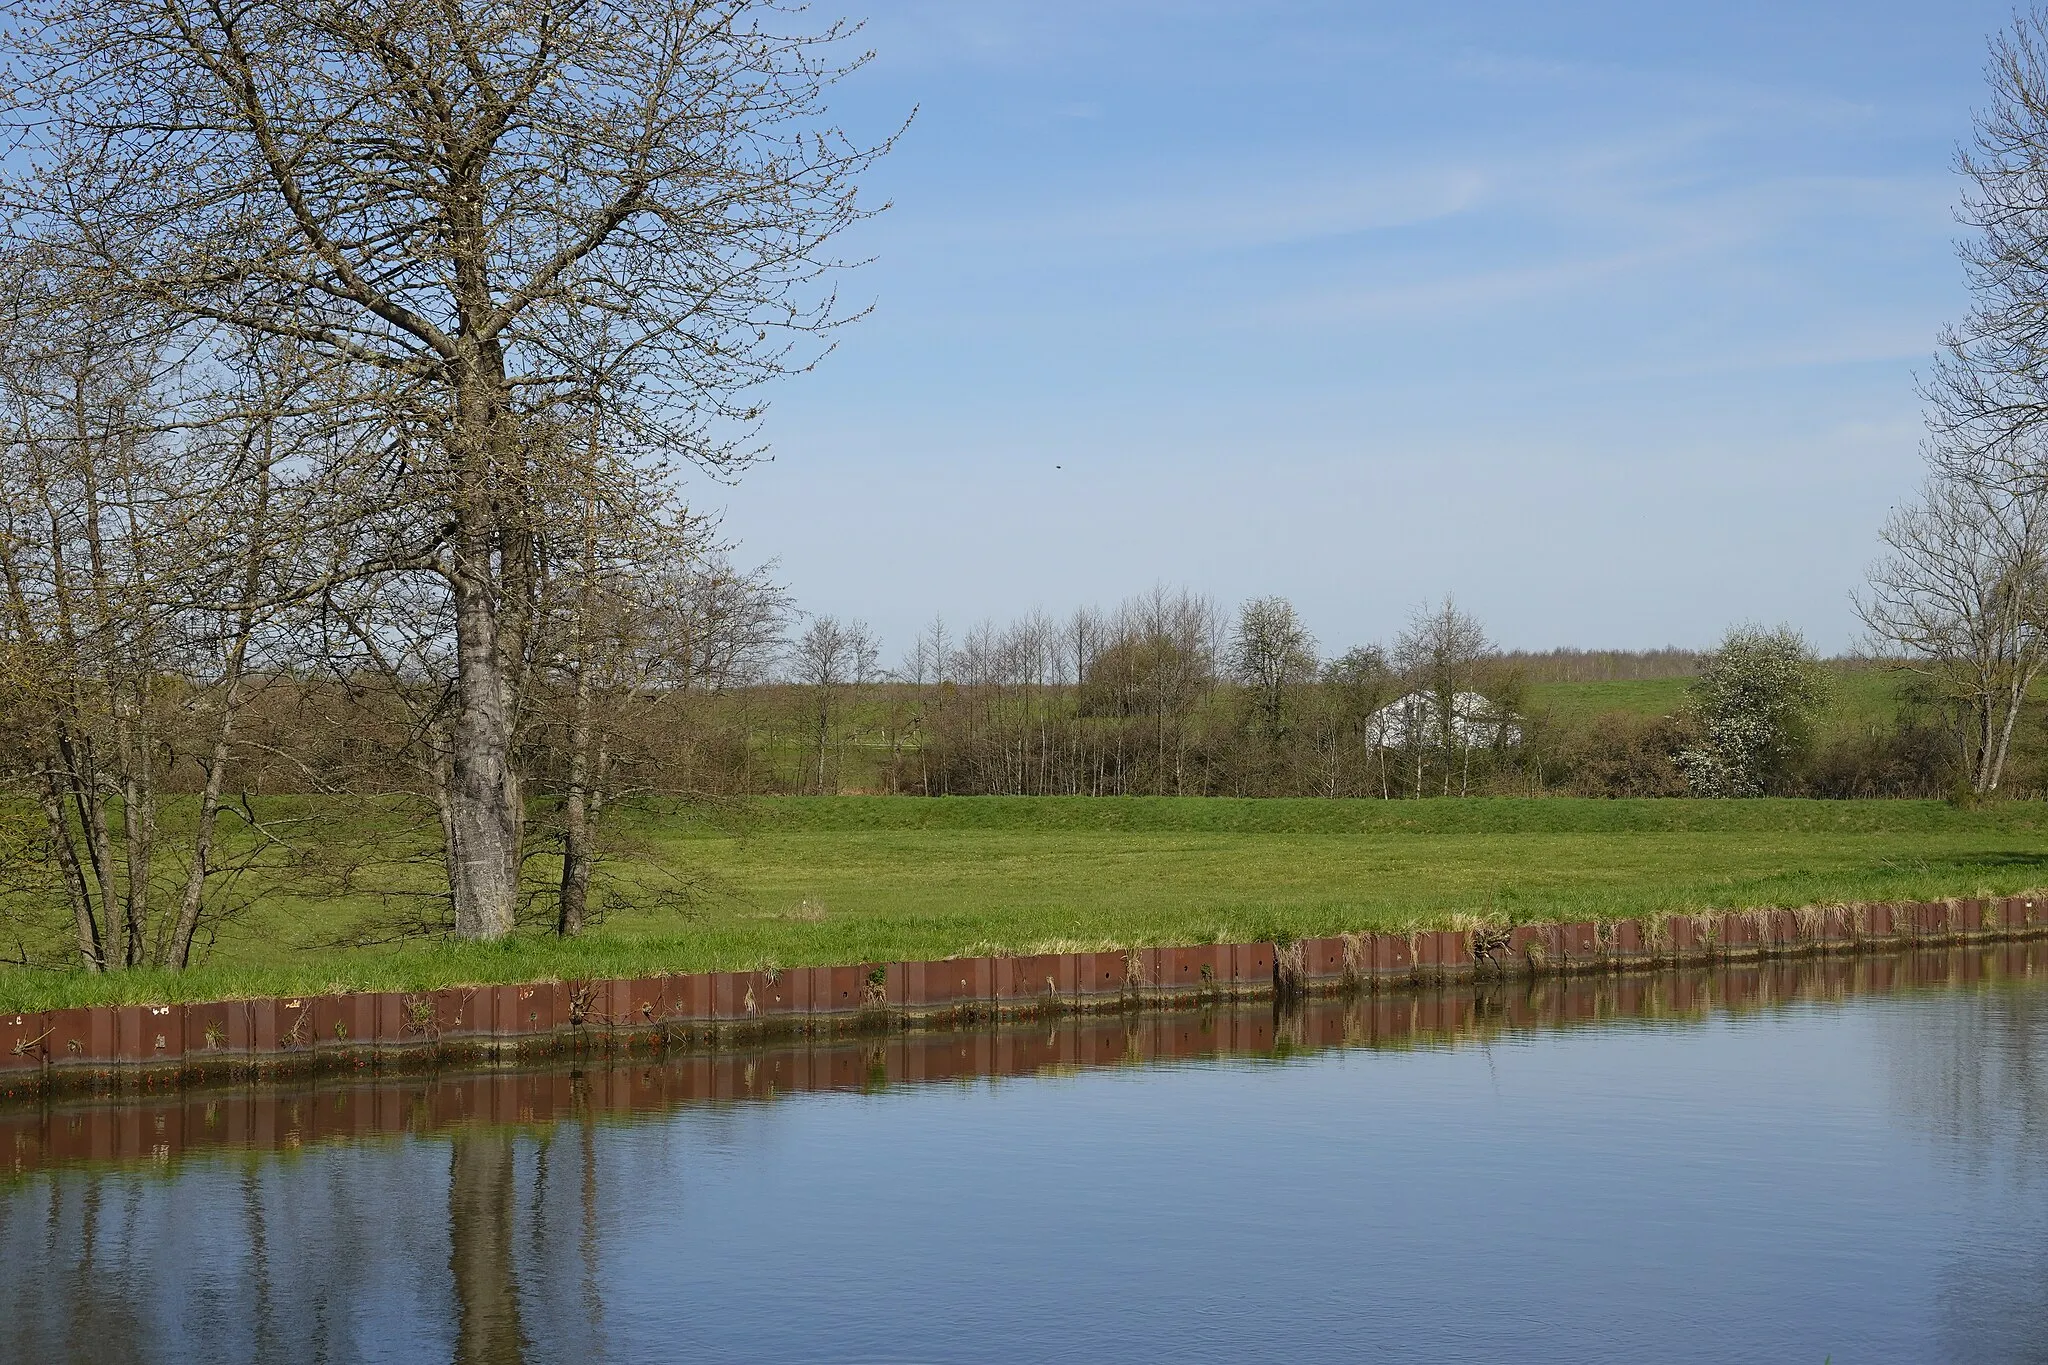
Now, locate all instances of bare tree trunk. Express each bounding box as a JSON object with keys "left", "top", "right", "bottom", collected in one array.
[
  {"left": 170, "top": 732, "right": 233, "bottom": 970},
  {"left": 449, "top": 573, "right": 521, "bottom": 940},
  {"left": 39, "top": 771, "right": 102, "bottom": 970},
  {"left": 558, "top": 661, "right": 594, "bottom": 938},
  {"left": 0, "top": 516, "right": 102, "bottom": 967},
  {"left": 1987, "top": 664, "right": 2037, "bottom": 791},
  {"left": 61, "top": 734, "right": 124, "bottom": 948},
  {"left": 170, "top": 649, "right": 252, "bottom": 969},
  {"left": 117, "top": 705, "right": 152, "bottom": 966},
  {"left": 815, "top": 693, "right": 832, "bottom": 795},
  {"left": 169, "top": 446, "right": 273, "bottom": 968}
]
